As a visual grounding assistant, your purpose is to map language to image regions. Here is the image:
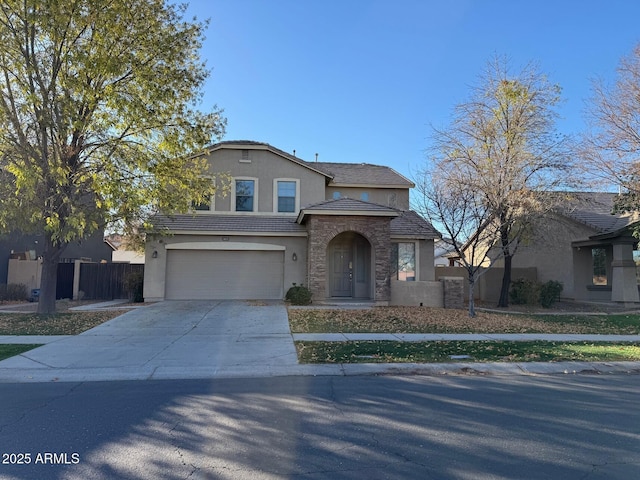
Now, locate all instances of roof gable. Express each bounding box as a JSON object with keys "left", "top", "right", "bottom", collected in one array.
[{"left": 204, "top": 141, "right": 332, "bottom": 179}]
